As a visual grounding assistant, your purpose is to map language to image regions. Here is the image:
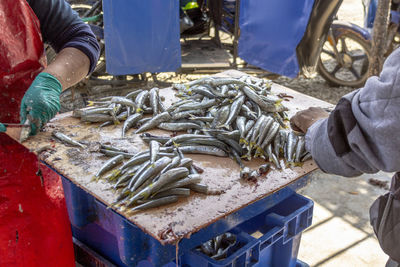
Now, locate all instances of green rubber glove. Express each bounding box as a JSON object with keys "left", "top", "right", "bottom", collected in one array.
[
  {"left": 0, "top": 123, "right": 6, "bottom": 133},
  {"left": 20, "top": 72, "right": 62, "bottom": 135}
]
